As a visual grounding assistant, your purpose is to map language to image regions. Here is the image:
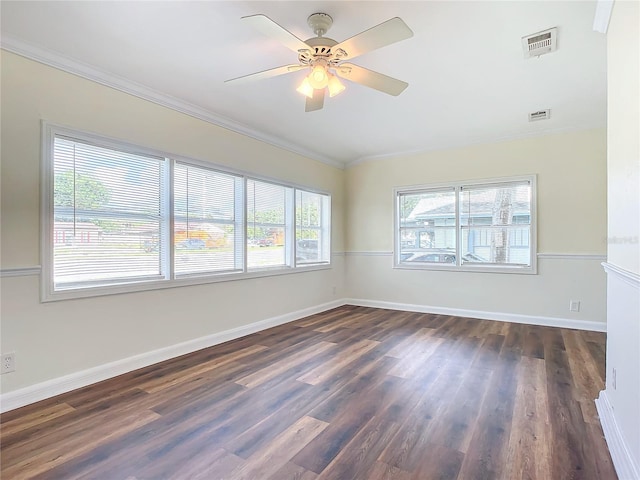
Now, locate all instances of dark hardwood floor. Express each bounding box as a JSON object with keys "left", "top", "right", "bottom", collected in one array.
[{"left": 0, "top": 305, "right": 617, "bottom": 479}]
